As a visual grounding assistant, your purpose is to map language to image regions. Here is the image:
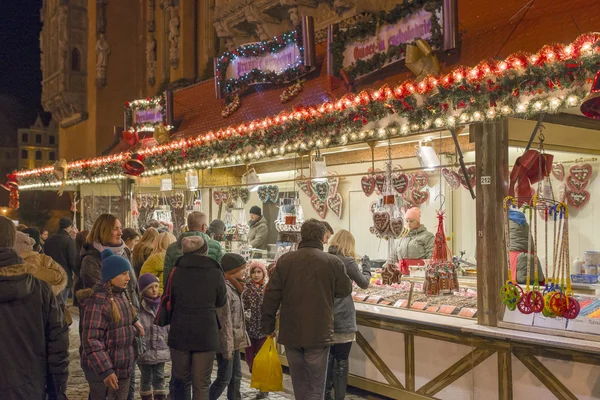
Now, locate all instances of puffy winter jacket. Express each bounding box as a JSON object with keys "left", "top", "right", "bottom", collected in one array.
[
  {"left": 508, "top": 215, "right": 545, "bottom": 284},
  {"left": 137, "top": 299, "right": 170, "bottom": 365},
  {"left": 217, "top": 281, "right": 251, "bottom": 357},
  {"left": 78, "top": 283, "right": 137, "bottom": 381},
  {"left": 0, "top": 247, "right": 69, "bottom": 399},
  {"left": 20, "top": 250, "right": 68, "bottom": 296},
  {"left": 396, "top": 225, "right": 435, "bottom": 260},
  {"left": 163, "top": 231, "right": 224, "bottom": 289},
  {"left": 140, "top": 252, "right": 166, "bottom": 293},
  {"left": 248, "top": 217, "right": 269, "bottom": 250}
]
